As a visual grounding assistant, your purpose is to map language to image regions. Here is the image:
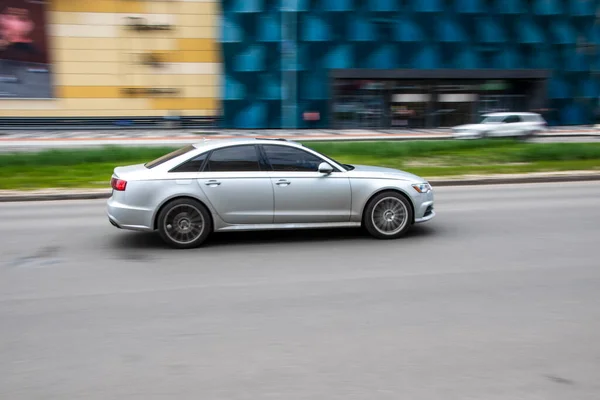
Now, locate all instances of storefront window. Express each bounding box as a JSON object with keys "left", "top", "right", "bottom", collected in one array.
[
  {"left": 333, "top": 79, "right": 387, "bottom": 128},
  {"left": 332, "top": 77, "right": 542, "bottom": 128}
]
